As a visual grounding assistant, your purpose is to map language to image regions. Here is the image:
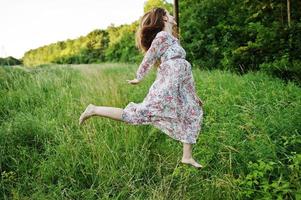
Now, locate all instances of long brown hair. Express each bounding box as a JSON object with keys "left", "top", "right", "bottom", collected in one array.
[{"left": 135, "top": 7, "right": 179, "bottom": 68}]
